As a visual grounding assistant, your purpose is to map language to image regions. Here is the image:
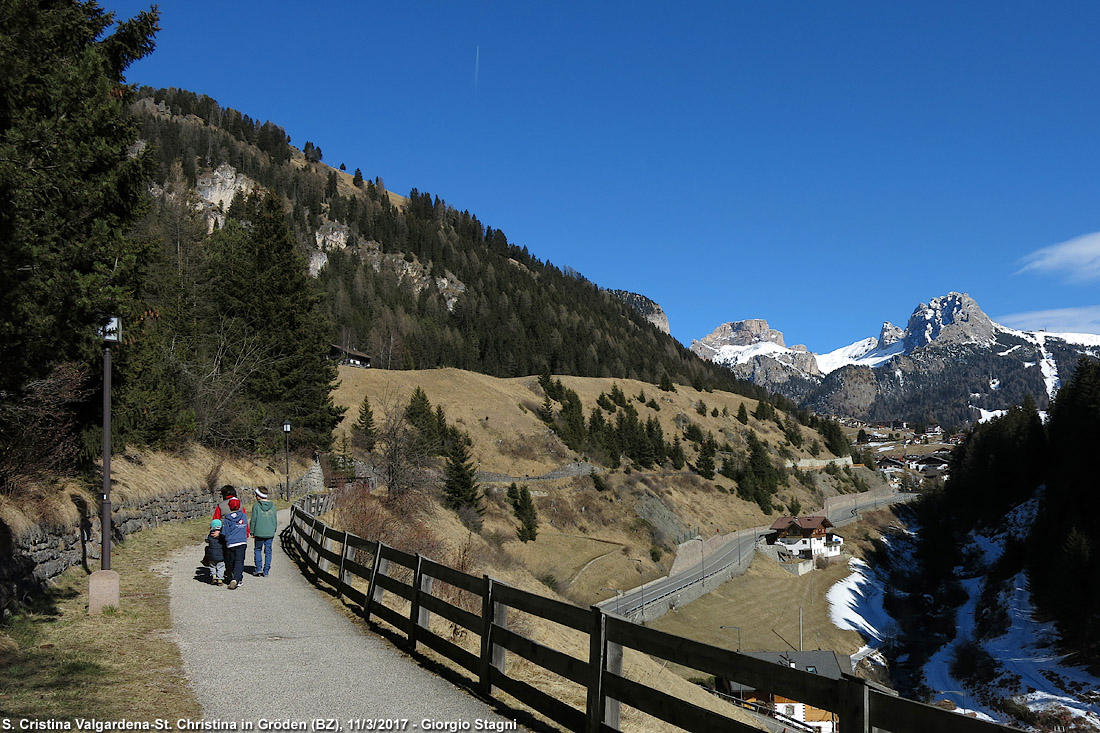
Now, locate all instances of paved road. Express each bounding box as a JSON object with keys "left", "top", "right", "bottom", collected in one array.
[
  {"left": 164, "top": 509, "right": 517, "bottom": 728},
  {"left": 609, "top": 490, "right": 918, "bottom": 618}
]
